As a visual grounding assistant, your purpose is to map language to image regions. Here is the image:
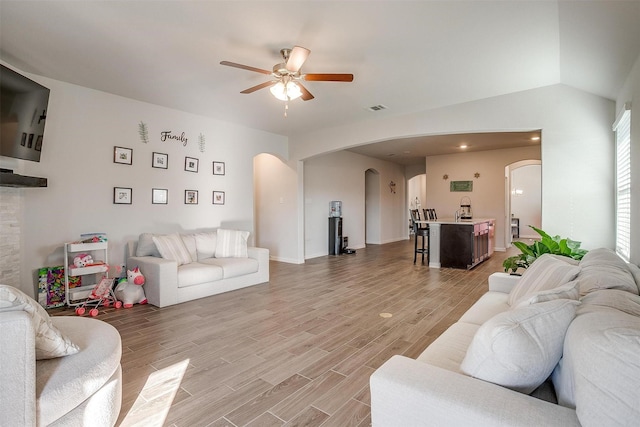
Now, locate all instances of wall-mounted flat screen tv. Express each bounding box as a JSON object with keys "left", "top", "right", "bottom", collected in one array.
[{"left": 0, "top": 64, "right": 50, "bottom": 162}]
